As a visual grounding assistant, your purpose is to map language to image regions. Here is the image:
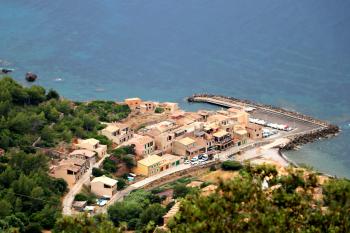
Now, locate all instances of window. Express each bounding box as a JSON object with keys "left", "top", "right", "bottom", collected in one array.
[
  {"left": 104, "top": 184, "right": 111, "bottom": 189},
  {"left": 67, "top": 170, "right": 74, "bottom": 175}
]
